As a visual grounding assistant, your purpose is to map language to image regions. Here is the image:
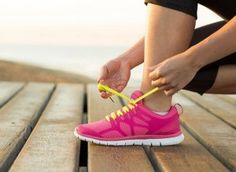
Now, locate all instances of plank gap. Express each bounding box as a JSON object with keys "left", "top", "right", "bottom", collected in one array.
[
  {"left": 143, "top": 146, "right": 161, "bottom": 172},
  {"left": 87, "top": 84, "right": 154, "bottom": 172},
  {"left": 79, "top": 93, "right": 88, "bottom": 170},
  {"left": 79, "top": 140, "right": 88, "bottom": 168},
  {"left": 83, "top": 93, "right": 88, "bottom": 113},
  {"left": 181, "top": 120, "right": 232, "bottom": 171},
  {"left": 0, "top": 83, "right": 56, "bottom": 172},
  {"left": 9, "top": 84, "right": 83, "bottom": 172},
  {"left": 79, "top": 167, "right": 88, "bottom": 172},
  {"left": 119, "top": 97, "right": 160, "bottom": 172},
  {"left": 180, "top": 92, "right": 235, "bottom": 129},
  {"left": 122, "top": 87, "right": 230, "bottom": 172},
  {"left": 79, "top": 113, "right": 88, "bottom": 168},
  {"left": 0, "top": 82, "right": 25, "bottom": 108}
]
